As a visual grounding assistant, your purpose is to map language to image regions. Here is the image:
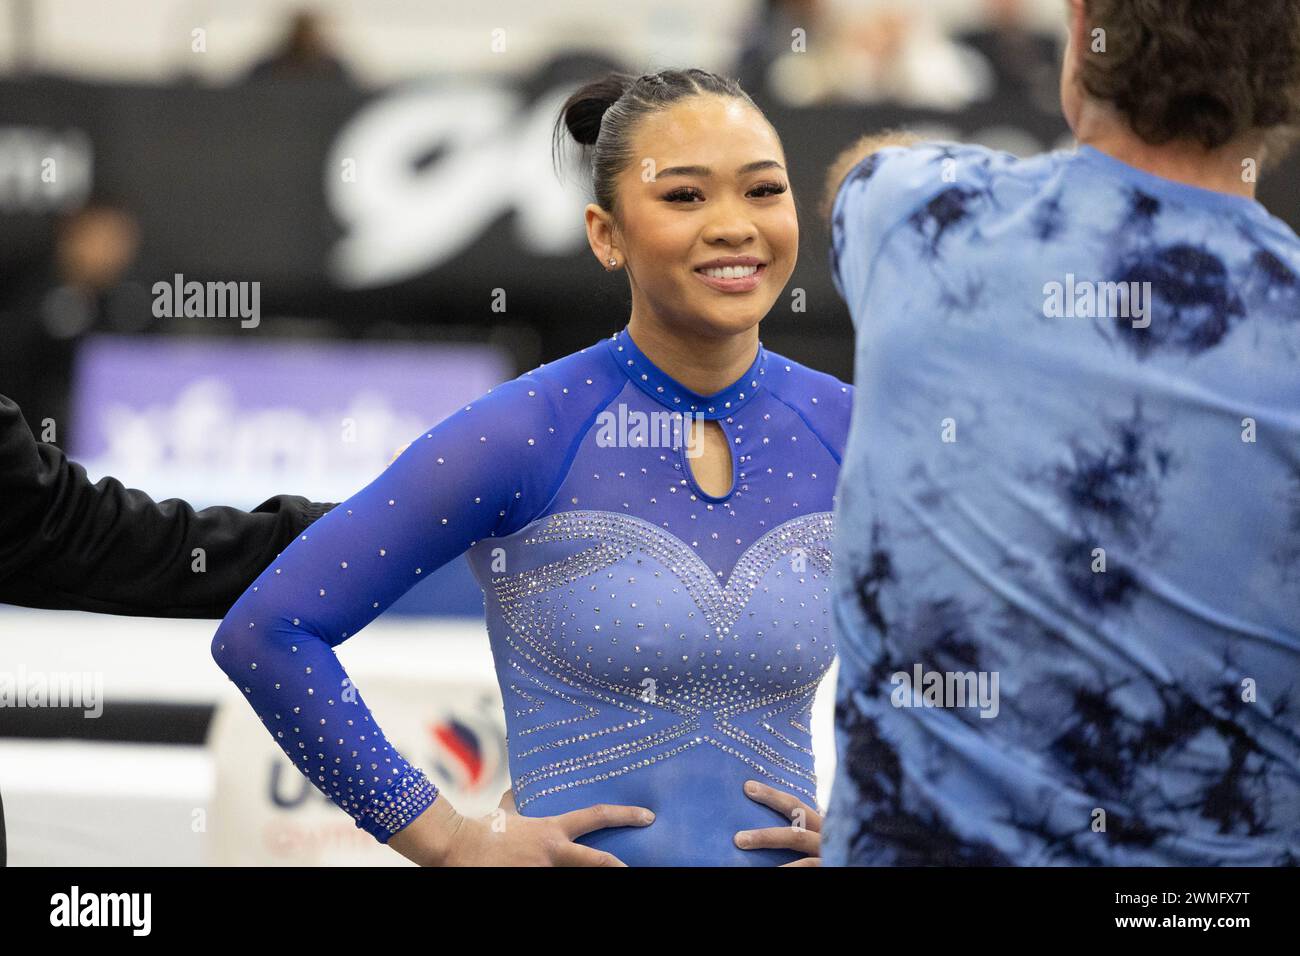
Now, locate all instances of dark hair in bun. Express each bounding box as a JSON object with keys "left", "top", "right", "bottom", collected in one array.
[{"left": 554, "top": 69, "right": 764, "bottom": 213}]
